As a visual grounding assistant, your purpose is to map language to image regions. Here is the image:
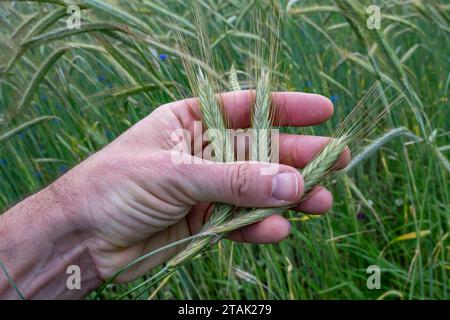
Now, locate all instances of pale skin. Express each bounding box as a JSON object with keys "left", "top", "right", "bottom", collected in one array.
[{"left": 0, "top": 91, "right": 349, "bottom": 299}]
